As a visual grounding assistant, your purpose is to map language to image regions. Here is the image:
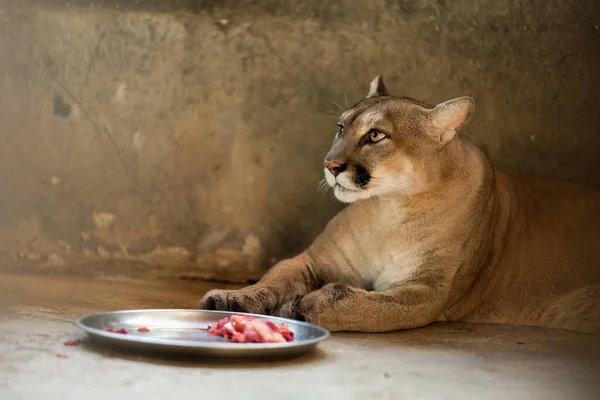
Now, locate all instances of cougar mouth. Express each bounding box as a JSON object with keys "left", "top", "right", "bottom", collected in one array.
[{"left": 334, "top": 184, "right": 359, "bottom": 194}]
